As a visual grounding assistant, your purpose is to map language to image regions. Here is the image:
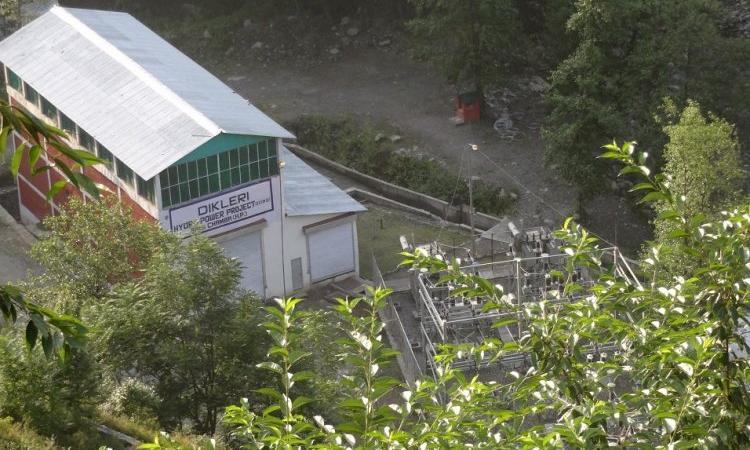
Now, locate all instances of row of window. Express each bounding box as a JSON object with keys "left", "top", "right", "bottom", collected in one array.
[
  {"left": 159, "top": 140, "right": 279, "bottom": 208},
  {"left": 3, "top": 66, "right": 280, "bottom": 210},
  {"left": 3, "top": 66, "right": 156, "bottom": 204}
]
